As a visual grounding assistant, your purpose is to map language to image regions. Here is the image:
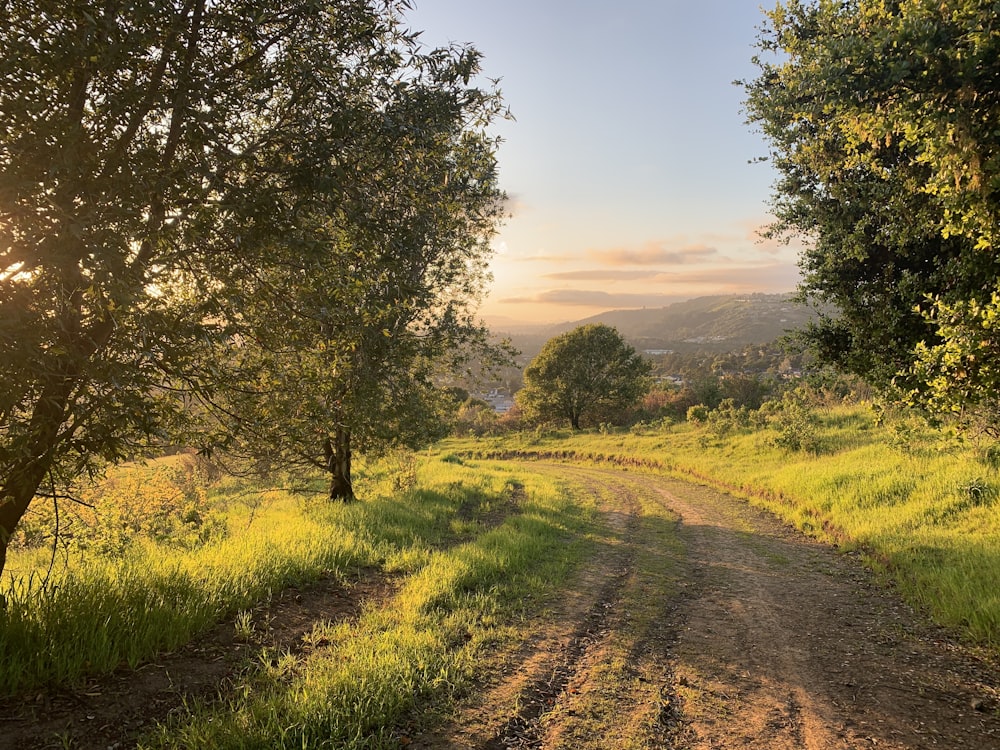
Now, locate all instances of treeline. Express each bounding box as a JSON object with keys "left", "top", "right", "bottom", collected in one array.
[{"left": 452, "top": 328, "right": 858, "bottom": 438}]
